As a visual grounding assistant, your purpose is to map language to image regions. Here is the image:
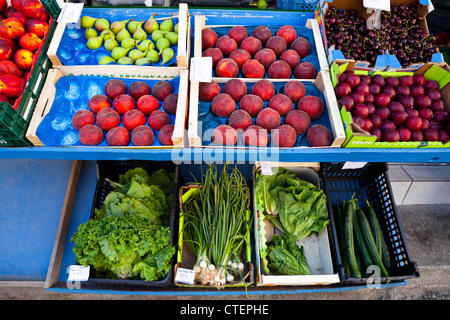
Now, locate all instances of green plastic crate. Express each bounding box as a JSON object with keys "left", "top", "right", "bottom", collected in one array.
[{"left": 0, "top": 0, "right": 60, "bottom": 147}]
